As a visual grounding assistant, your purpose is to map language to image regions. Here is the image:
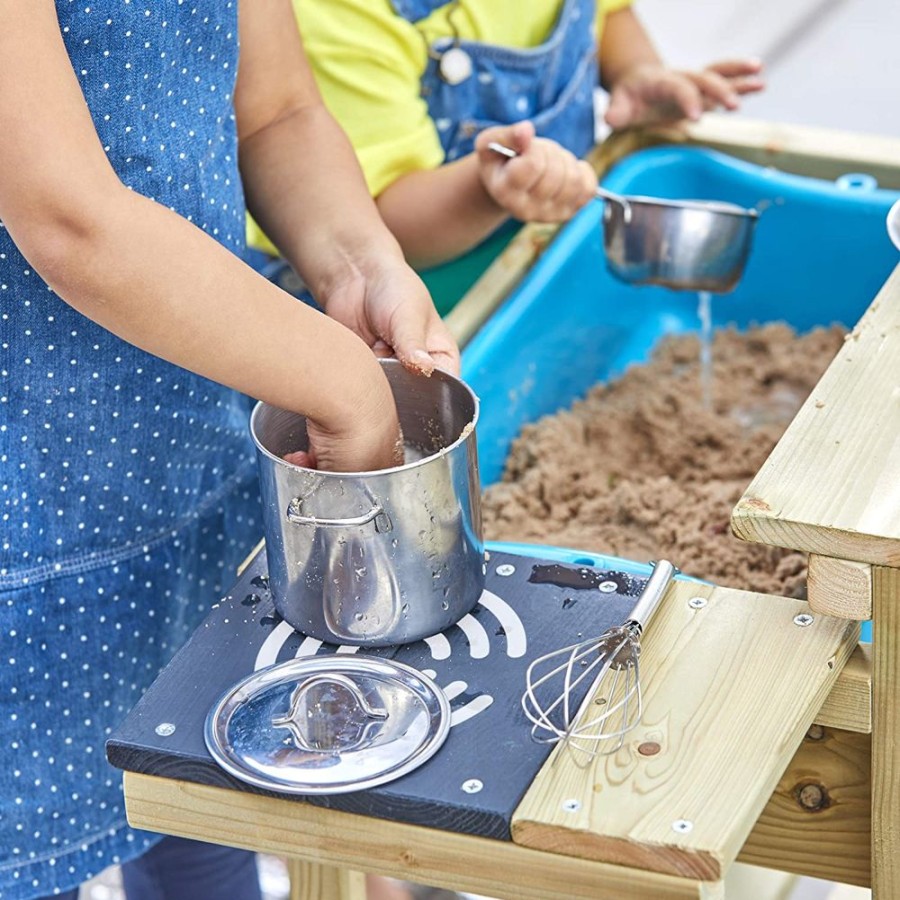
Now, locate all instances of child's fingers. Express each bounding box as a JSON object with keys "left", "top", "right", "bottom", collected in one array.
[
  {"left": 546, "top": 156, "right": 596, "bottom": 220},
  {"left": 729, "top": 75, "right": 766, "bottom": 96},
  {"left": 687, "top": 69, "right": 740, "bottom": 110},
  {"left": 475, "top": 120, "right": 535, "bottom": 162},
  {"left": 655, "top": 73, "right": 704, "bottom": 121},
  {"left": 706, "top": 58, "right": 764, "bottom": 78}
]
